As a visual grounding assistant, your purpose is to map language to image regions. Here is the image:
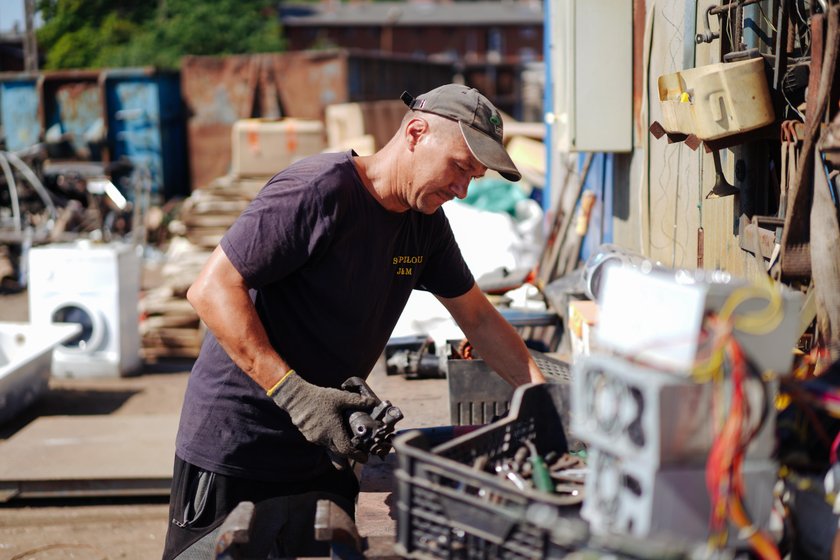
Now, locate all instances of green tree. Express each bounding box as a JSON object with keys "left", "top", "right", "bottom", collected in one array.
[{"left": 36, "top": 0, "right": 285, "bottom": 70}]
